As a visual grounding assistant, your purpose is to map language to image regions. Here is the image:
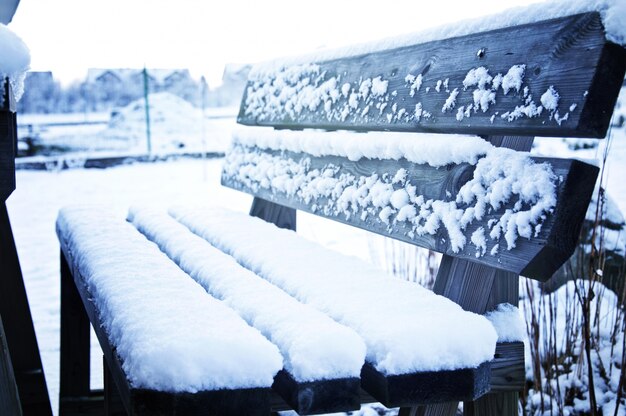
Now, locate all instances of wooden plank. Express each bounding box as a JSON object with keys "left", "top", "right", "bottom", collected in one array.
[
  {"left": 0, "top": 81, "right": 16, "bottom": 202},
  {"left": 224, "top": 149, "right": 598, "bottom": 281},
  {"left": 0, "top": 203, "right": 52, "bottom": 416},
  {"left": 250, "top": 196, "right": 296, "bottom": 231},
  {"left": 0, "top": 314, "right": 22, "bottom": 416},
  {"left": 238, "top": 13, "right": 626, "bottom": 138},
  {"left": 59, "top": 251, "right": 92, "bottom": 412},
  {"left": 271, "top": 370, "right": 360, "bottom": 415},
  {"left": 489, "top": 342, "right": 525, "bottom": 392},
  {"left": 464, "top": 393, "right": 519, "bottom": 416},
  {"left": 104, "top": 357, "right": 127, "bottom": 416},
  {"left": 360, "top": 362, "right": 490, "bottom": 408},
  {"left": 399, "top": 404, "right": 459, "bottom": 416},
  {"left": 59, "top": 245, "right": 274, "bottom": 416}
]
